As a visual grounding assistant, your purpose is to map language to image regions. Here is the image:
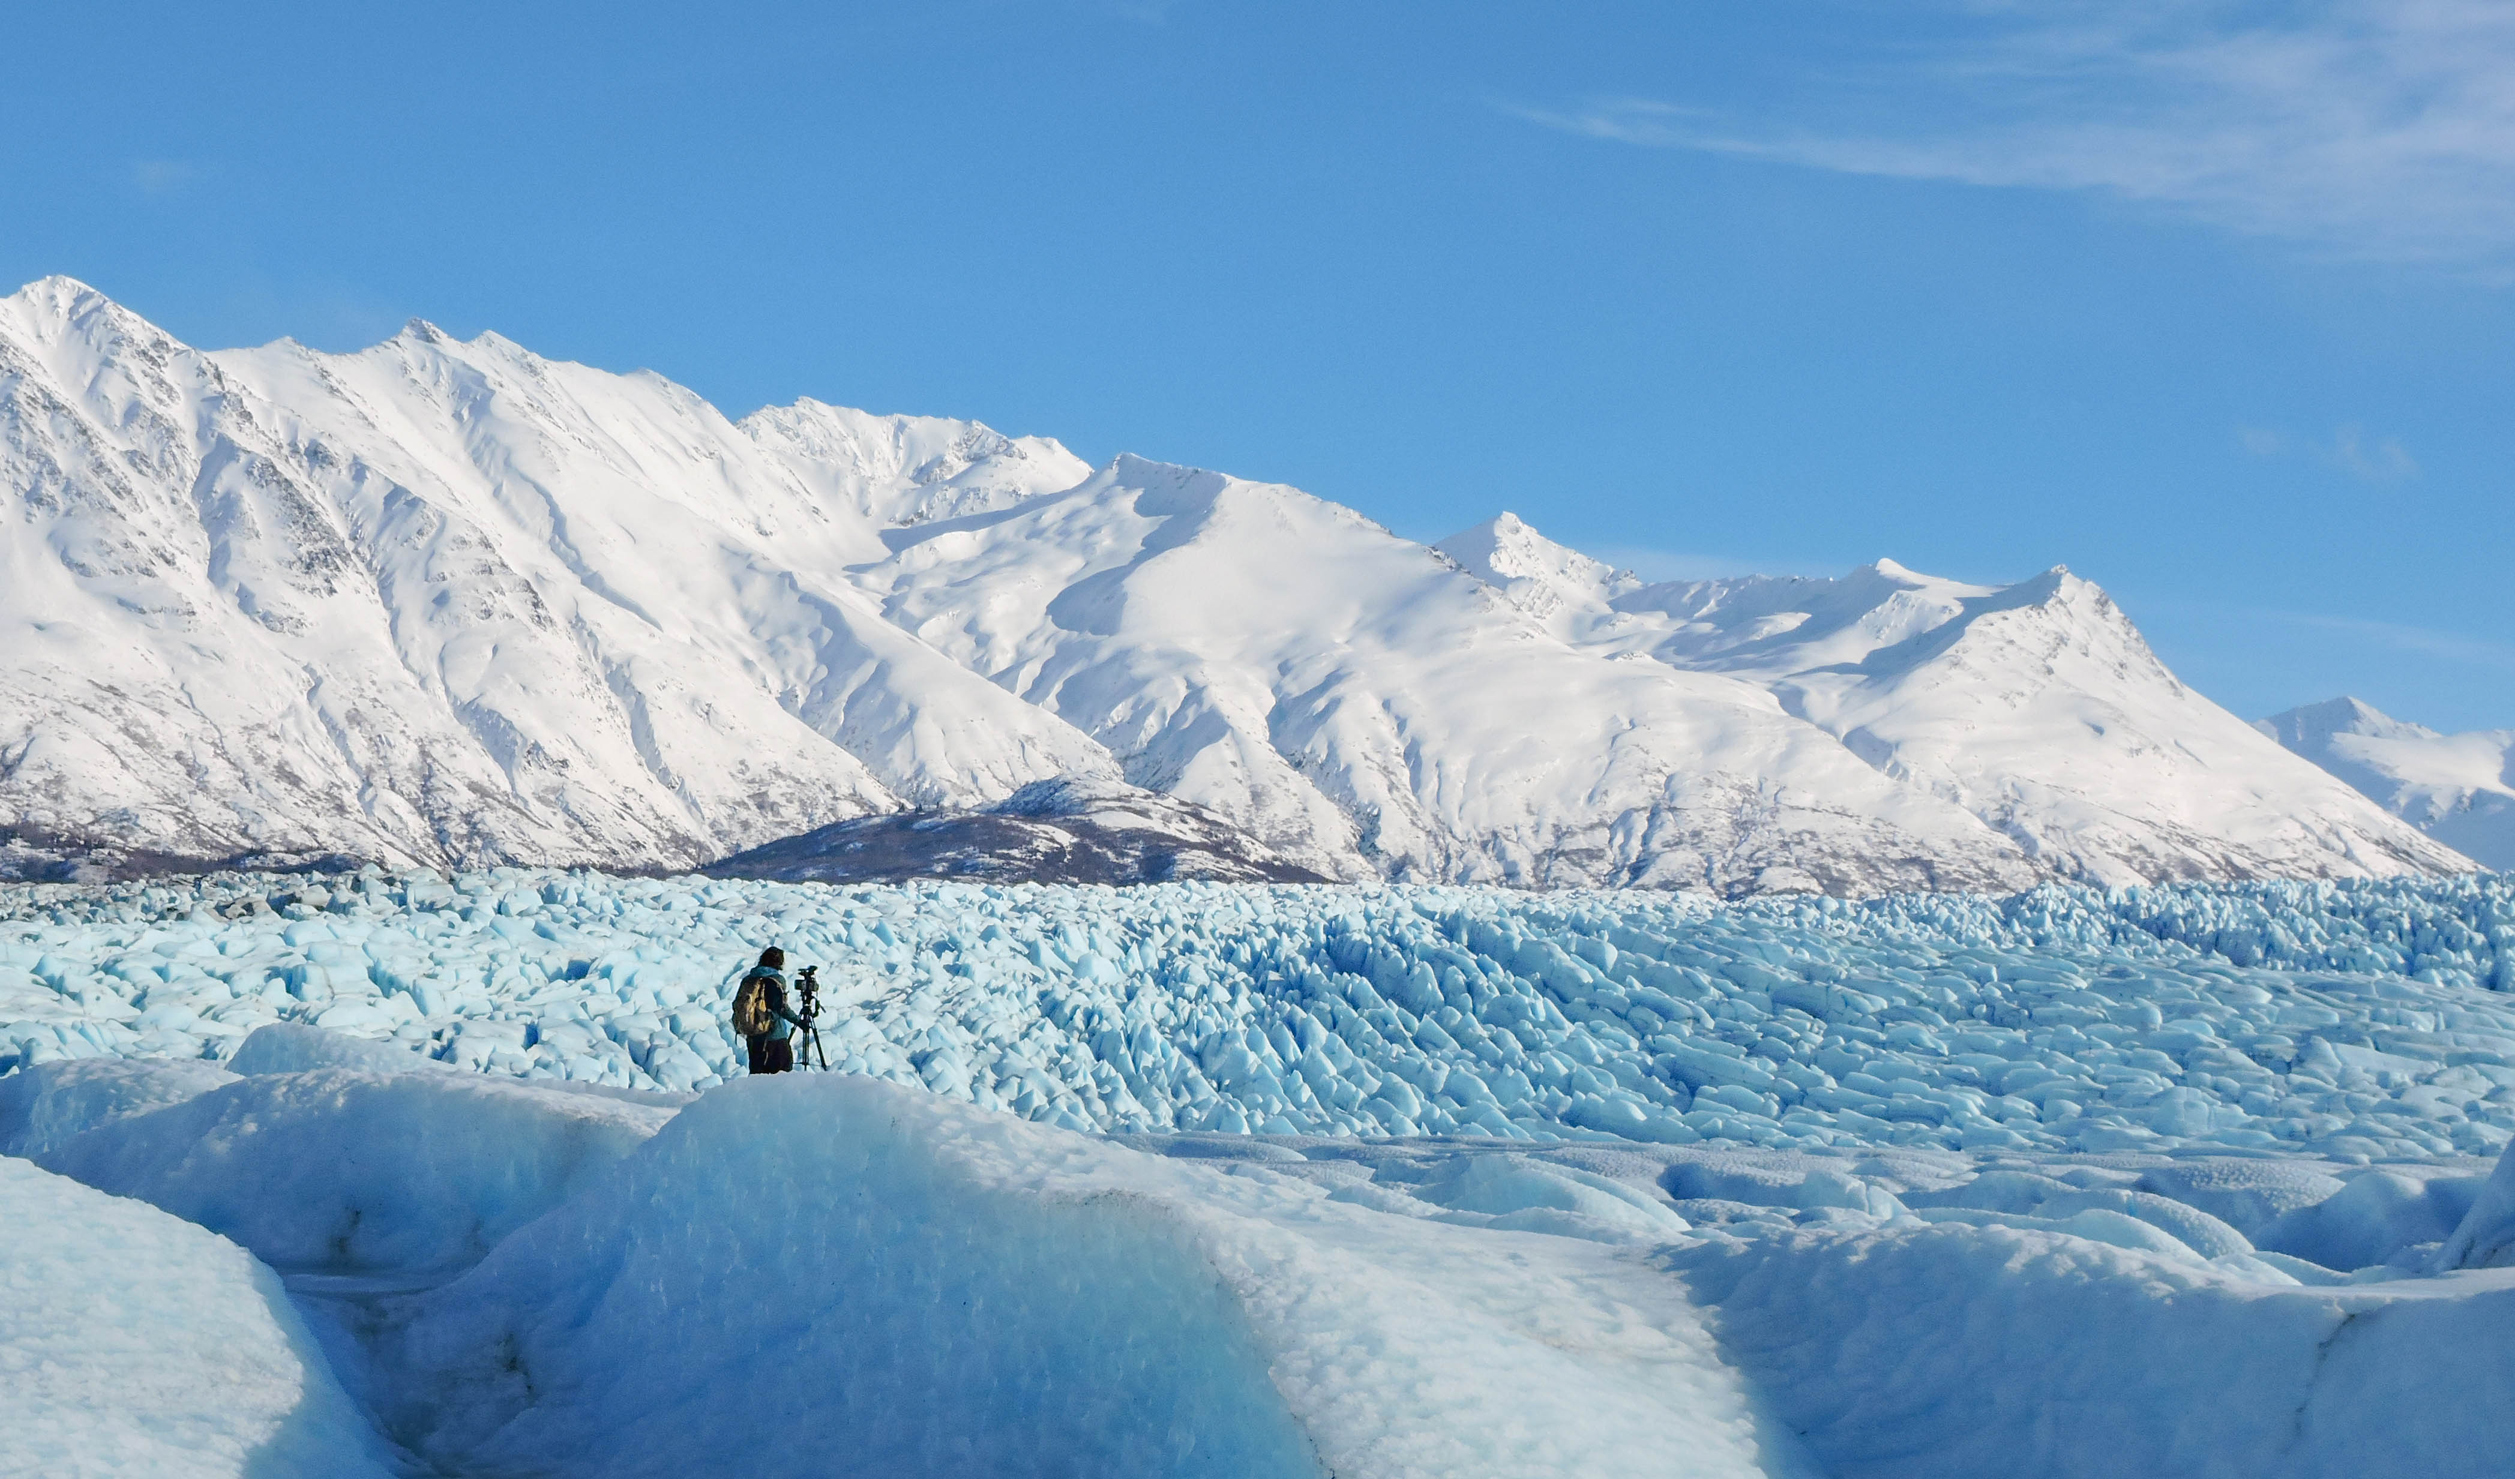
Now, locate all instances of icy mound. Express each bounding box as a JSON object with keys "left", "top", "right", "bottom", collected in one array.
[
  {"left": 0, "top": 1156, "right": 395, "bottom": 1478},
  {"left": 20, "top": 1045, "right": 2515, "bottom": 1478},
  {"left": 374, "top": 1076, "right": 1816, "bottom": 1479},
  {"left": 1671, "top": 1211, "right": 2515, "bottom": 1479},
  {"left": 0, "top": 1056, "right": 237, "bottom": 1157},
  {"left": 37, "top": 1064, "right": 673, "bottom": 1275},
  {"left": 7, "top": 870, "right": 2515, "bottom": 1162},
  {"left": 21, "top": 1063, "right": 1810, "bottom": 1479}
]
